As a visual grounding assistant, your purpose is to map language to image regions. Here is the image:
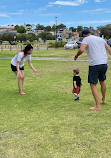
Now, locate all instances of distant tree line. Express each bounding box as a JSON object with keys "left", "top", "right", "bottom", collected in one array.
[
  {"left": 98, "top": 24, "right": 111, "bottom": 39},
  {"left": 0, "top": 32, "right": 55, "bottom": 44},
  {"left": 0, "top": 23, "right": 111, "bottom": 44}
]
